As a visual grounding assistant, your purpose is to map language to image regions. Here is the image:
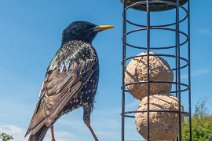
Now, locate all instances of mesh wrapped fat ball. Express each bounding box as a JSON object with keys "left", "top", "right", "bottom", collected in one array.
[
  {"left": 135, "top": 94, "right": 184, "bottom": 141},
  {"left": 125, "top": 52, "right": 173, "bottom": 100}
]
